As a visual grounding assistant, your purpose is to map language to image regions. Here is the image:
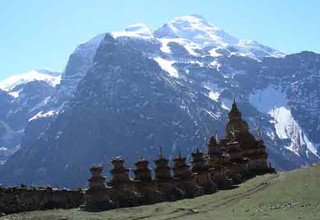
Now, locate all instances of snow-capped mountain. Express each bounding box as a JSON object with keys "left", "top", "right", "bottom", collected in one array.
[
  {"left": 53, "top": 14, "right": 283, "bottom": 107},
  {"left": 0, "top": 70, "right": 61, "bottom": 164},
  {"left": 0, "top": 15, "right": 319, "bottom": 187},
  {"left": 113, "top": 15, "right": 283, "bottom": 60},
  {"left": 0, "top": 70, "right": 60, "bottom": 94}
]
